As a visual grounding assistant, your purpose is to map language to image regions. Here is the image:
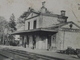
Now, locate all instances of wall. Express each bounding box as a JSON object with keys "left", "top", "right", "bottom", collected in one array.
[
  {"left": 36, "top": 35, "right": 48, "bottom": 49},
  {"left": 41, "top": 16, "right": 59, "bottom": 28},
  {"left": 64, "top": 31, "right": 80, "bottom": 49},
  {"left": 29, "top": 35, "right": 33, "bottom": 48},
  {"left": 42, "top": 37, "right": 48, "bottom": 49},
  {"left": 36, "top": 36, "right": 43, "bottom": 49},
  {"left": 56, "top": 31, "right": 61, "bottom": 50},
  {"left": 25, "top": 16, "right": 40, "bottom": 30},
  {"left": 25, "top": 15, "right": 59, "bottom": 30},
  {"left": 56, "top": 30, "right": 80, "bottom": 50},
  {"left": 51, "top": 34, "right": 57, "bottom": 50}
]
